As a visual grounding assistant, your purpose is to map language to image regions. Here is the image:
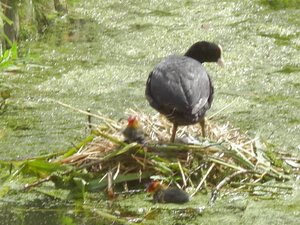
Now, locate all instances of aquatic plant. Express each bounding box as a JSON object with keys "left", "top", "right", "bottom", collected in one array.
[
  {"left": 260, "top": 0, "right": 300, "bottom": 9},
  {"left": 0, "top": 100, "right": 299, "bottom": 223}
]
